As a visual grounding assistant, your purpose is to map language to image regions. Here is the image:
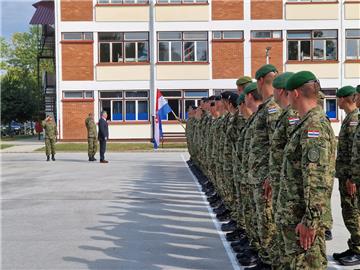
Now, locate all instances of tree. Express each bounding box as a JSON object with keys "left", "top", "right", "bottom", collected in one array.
[{"left": 1, "top": 26, "right": 53, "bottom": 125}]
